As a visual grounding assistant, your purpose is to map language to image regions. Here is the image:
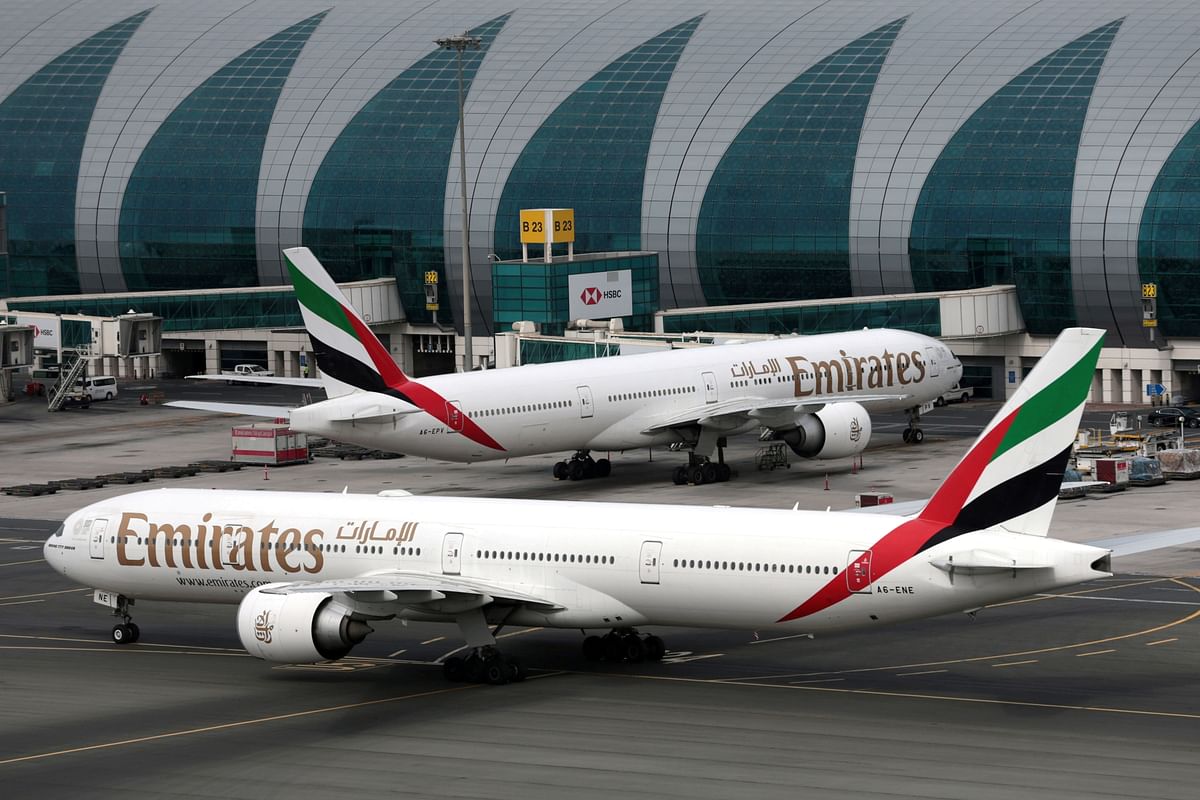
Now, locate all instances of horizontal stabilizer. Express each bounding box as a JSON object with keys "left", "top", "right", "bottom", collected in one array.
[
  {"left": 186, "top": 373, "right": 323, "bottom": 388},
  {"left": 1086, "top": 527, "right": 1200, "bottom": 557},
  {"left": 165, "top": 400, "right": 292, "bottom": 419}
]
